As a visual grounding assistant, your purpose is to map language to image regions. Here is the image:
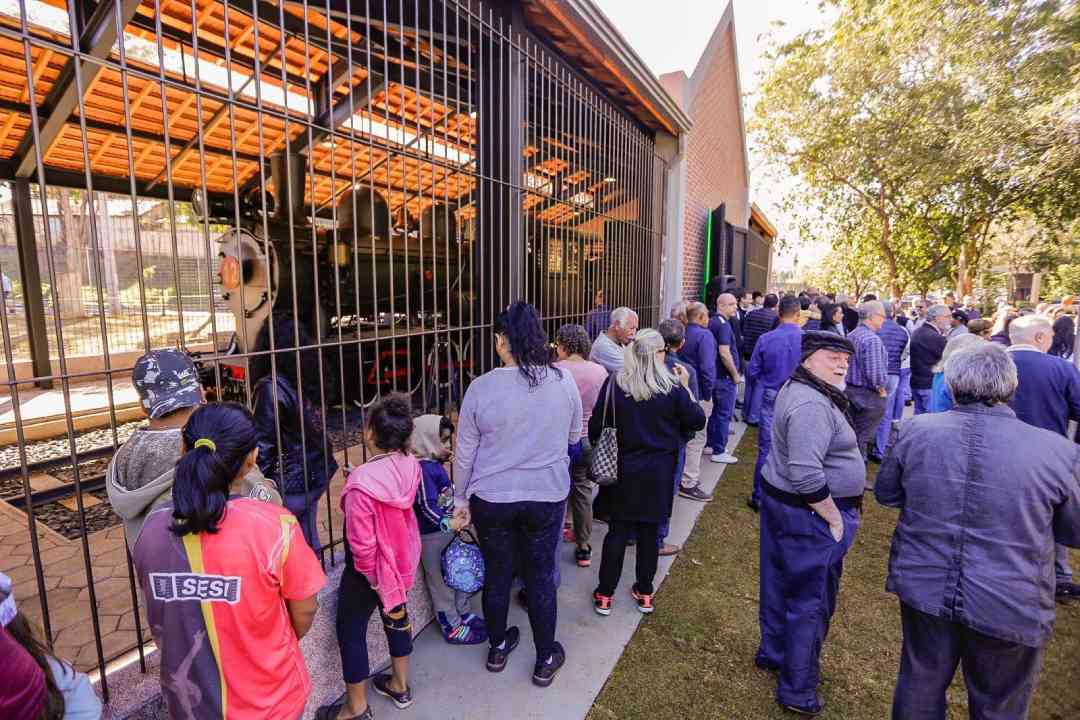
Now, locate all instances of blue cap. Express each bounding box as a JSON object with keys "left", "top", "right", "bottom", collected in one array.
[{"left": 132, "top": 349, "right": 202, "bottom": 419}]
